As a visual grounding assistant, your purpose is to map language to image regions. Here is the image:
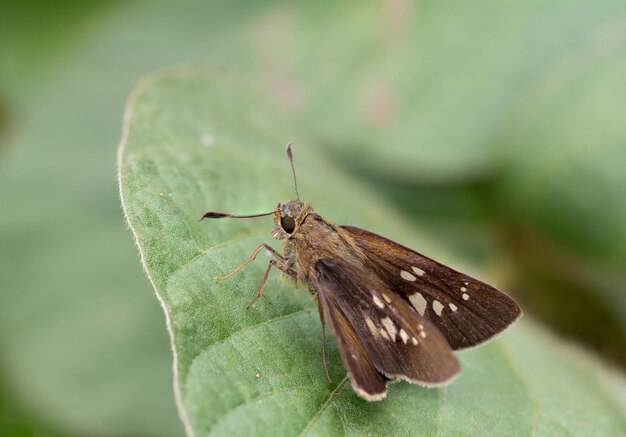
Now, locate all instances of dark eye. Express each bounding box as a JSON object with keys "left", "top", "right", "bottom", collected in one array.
[{"left": 280, "top": 216, "right": 296, "bottom": 233}]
